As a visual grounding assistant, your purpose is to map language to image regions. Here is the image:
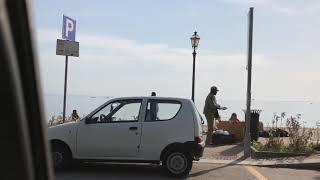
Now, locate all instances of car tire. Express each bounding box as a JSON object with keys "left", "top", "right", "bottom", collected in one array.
[
  {"left": 162, "top": 150, "right": 193, "bottom": 178},
  {"left": 51, "top": 144, "right": 72, "bottom": 170}
]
